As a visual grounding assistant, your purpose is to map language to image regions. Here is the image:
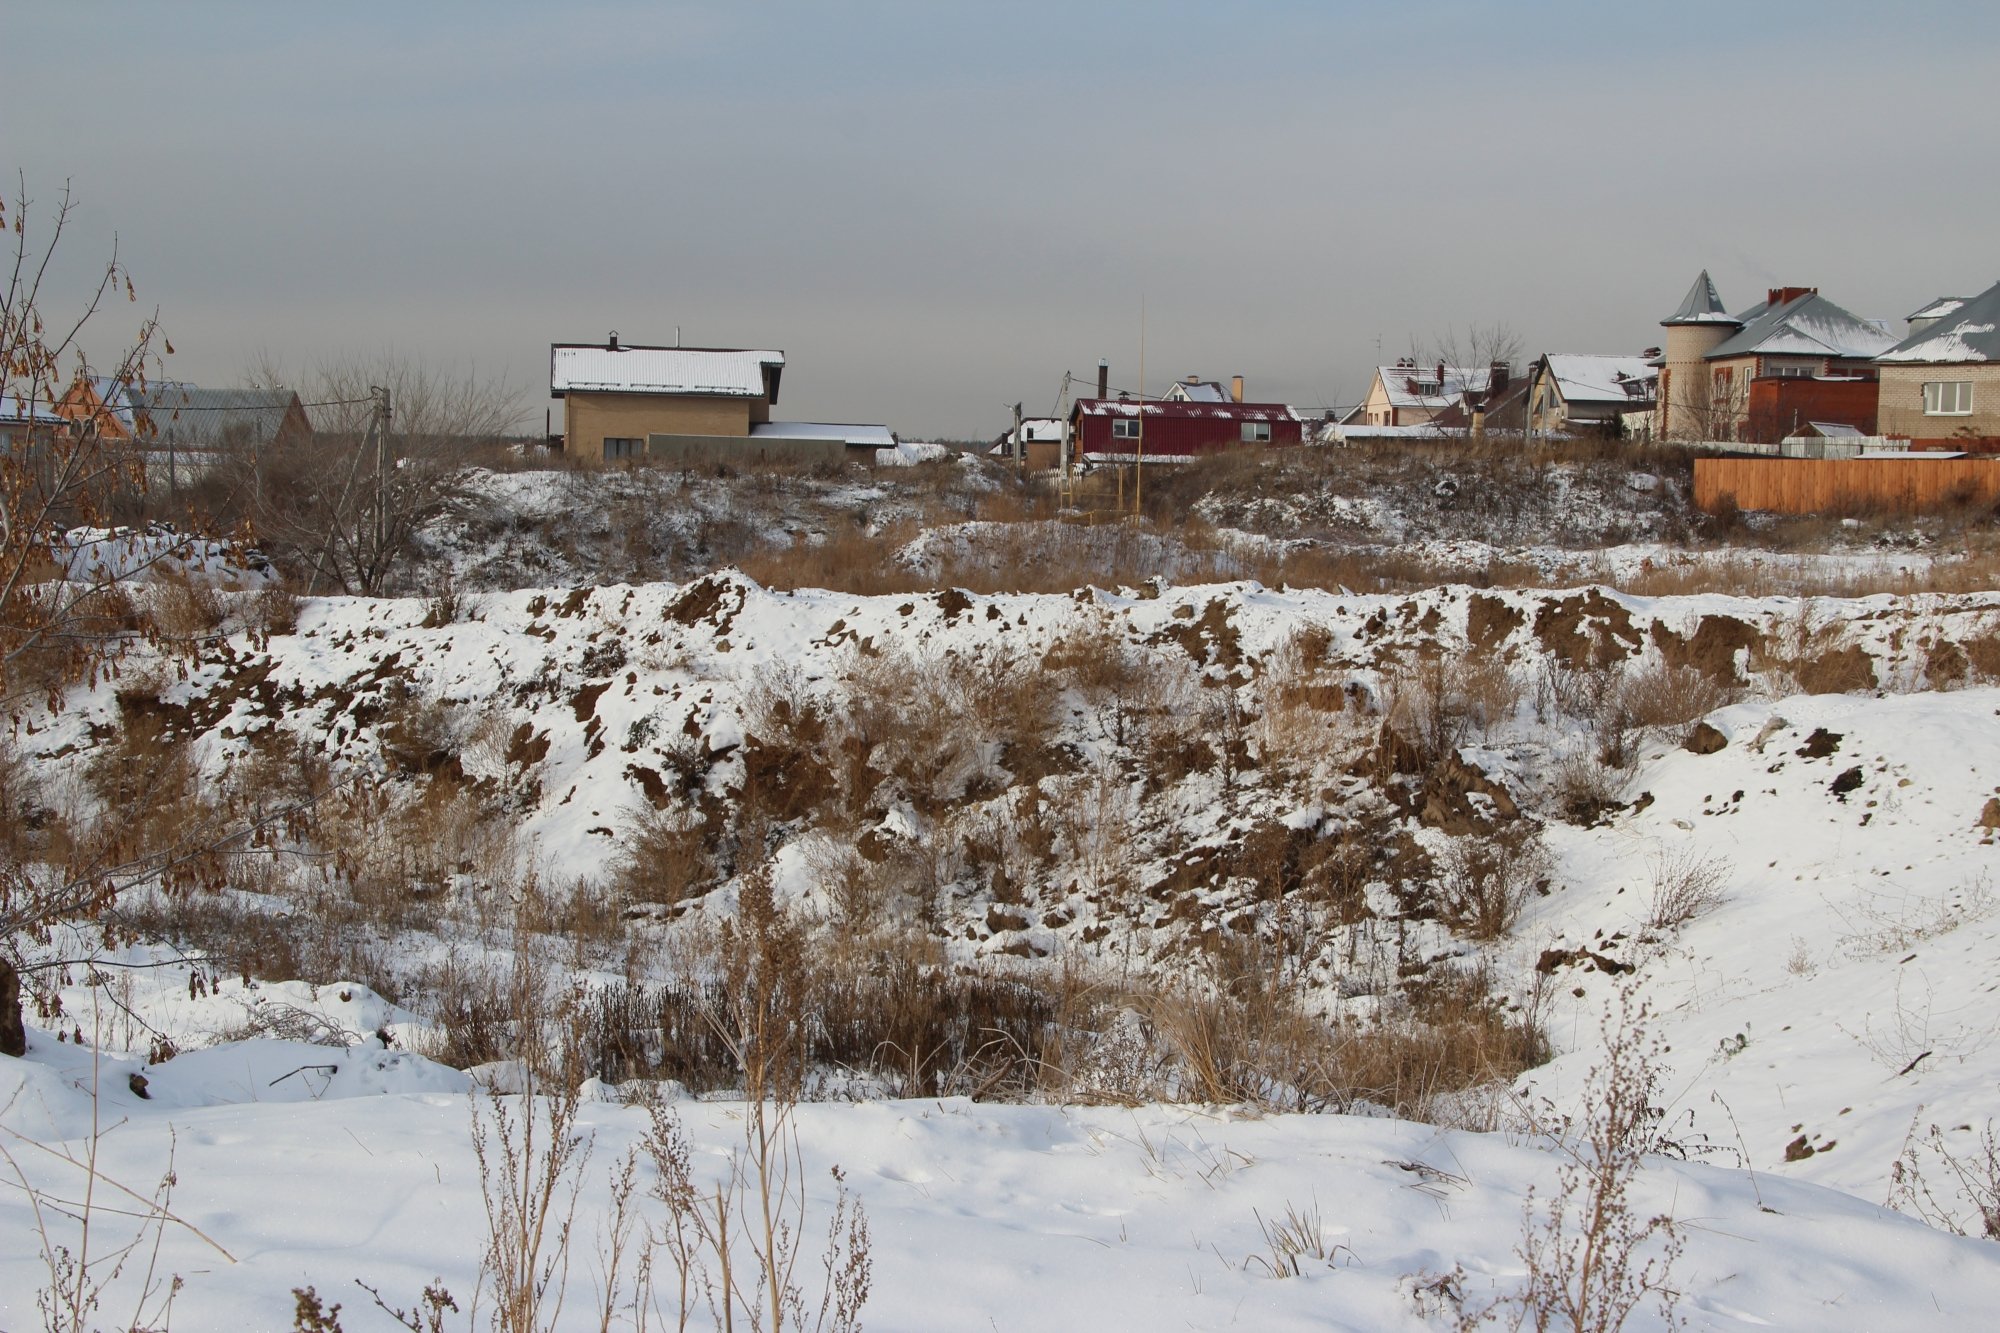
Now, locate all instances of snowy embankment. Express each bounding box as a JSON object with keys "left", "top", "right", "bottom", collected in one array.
[
  {"left": 4, "top": 1036, "right": 1997, "bottom": 1331},
  {"left": 7, "top": 573, "right": 2000, "bottom": 1326}
]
